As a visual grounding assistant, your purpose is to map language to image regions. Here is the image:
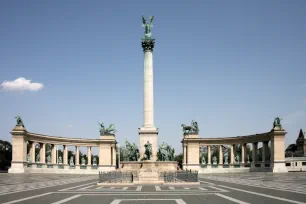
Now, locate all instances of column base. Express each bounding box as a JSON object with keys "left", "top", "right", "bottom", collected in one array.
[
  {"left": 8, "top": 162, "right": 27, "bottom": 173},
  {"left": 271, "top": 162, "right": 288, "bottom": 173}
]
